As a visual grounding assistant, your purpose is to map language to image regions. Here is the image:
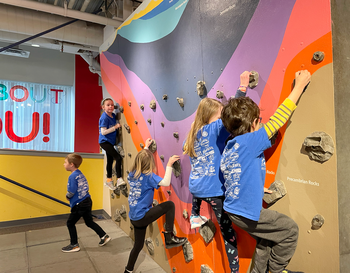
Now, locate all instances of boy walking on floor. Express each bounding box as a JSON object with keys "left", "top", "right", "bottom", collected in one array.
[
  {"left": 220, "top": 70, "right": 311, "bottom": 273},
  {"left": 62, "top": 153, "right": 111, "bottom": 252}
]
